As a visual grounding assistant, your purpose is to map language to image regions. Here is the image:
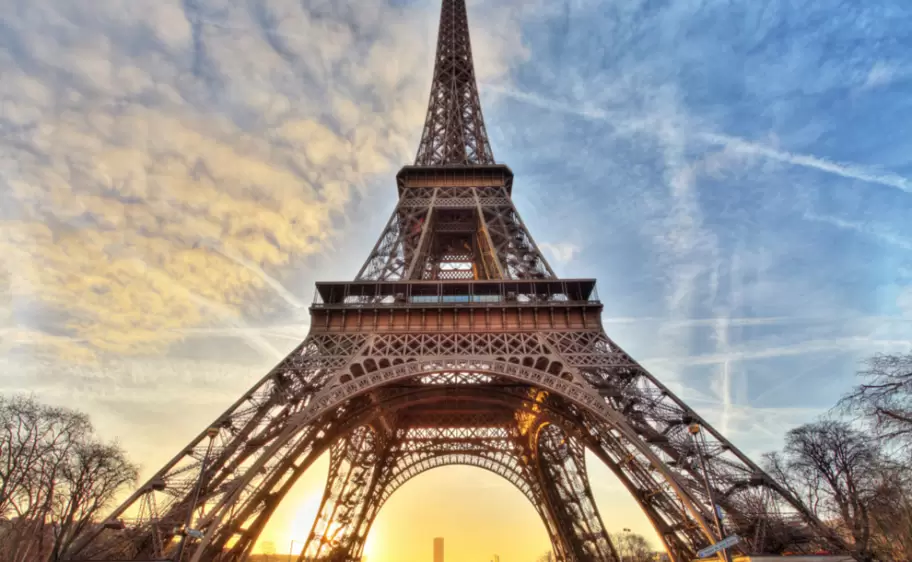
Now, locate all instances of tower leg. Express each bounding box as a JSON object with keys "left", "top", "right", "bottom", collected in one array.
[
  {"left": 535, "top": 423, "right": 619, "bottom": 562},
  {"left": 300, "top": 426, "right": 383, "bottom": 561}
]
